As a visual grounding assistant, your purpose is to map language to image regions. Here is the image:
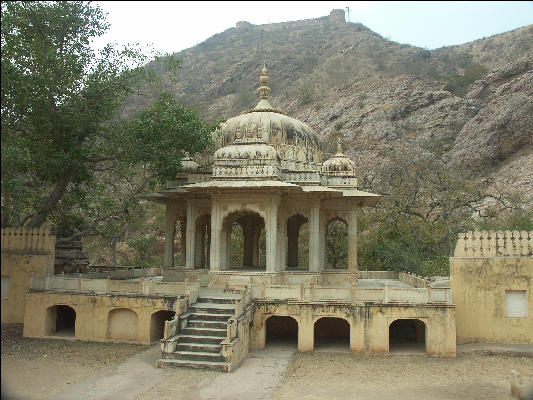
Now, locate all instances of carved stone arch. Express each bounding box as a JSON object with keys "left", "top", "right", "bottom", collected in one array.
[
  {"left": 389, "top": 319, "right": 427, "bottom": 354},
  {"left": 45, "top": 304, "right": 77, "bottom": 337},
  {"left": 107, "top": 308, "right": 138, "bottom": 342},
  {"left": 286, "top": 213, "right": 310, "bottom": 269},
  {"left": 220, "top": 208, "right": 266, "bottom": 269},
  {"left": 325, "top": 216, "right": 348, "bottom": 269},
  {"left": 194, "top": 212, "right": 211, "bottom": 268},
  {"left": 265, "top": 314, "right": 299, "bottom": 347}
]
